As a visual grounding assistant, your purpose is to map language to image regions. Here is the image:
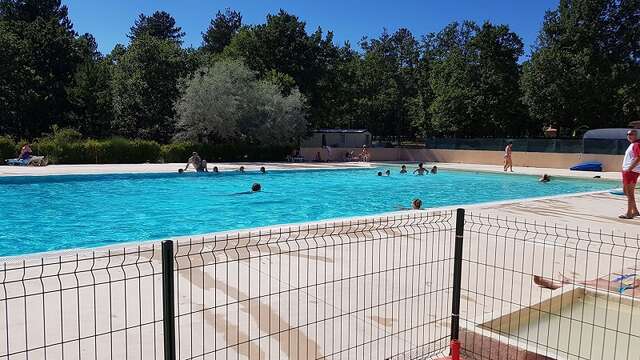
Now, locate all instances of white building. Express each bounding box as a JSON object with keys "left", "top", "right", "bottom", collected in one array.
[{"left": 302, "top": 129, "right": 372, "bottom": 148}]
